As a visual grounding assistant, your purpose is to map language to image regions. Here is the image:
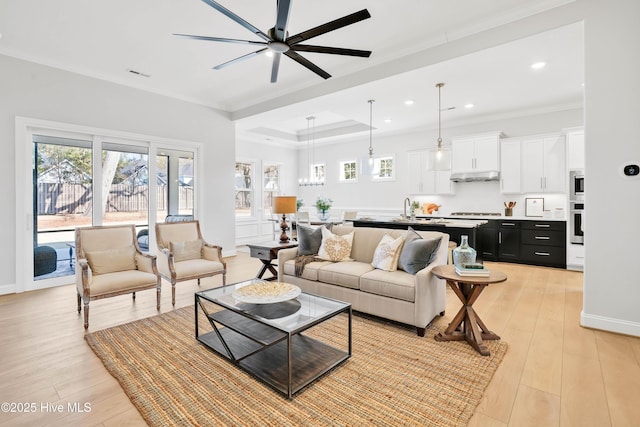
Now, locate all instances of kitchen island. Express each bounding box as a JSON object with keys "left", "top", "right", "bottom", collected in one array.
[{"left": 352, "top": 218, "right": 487, "bottom": 252}]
